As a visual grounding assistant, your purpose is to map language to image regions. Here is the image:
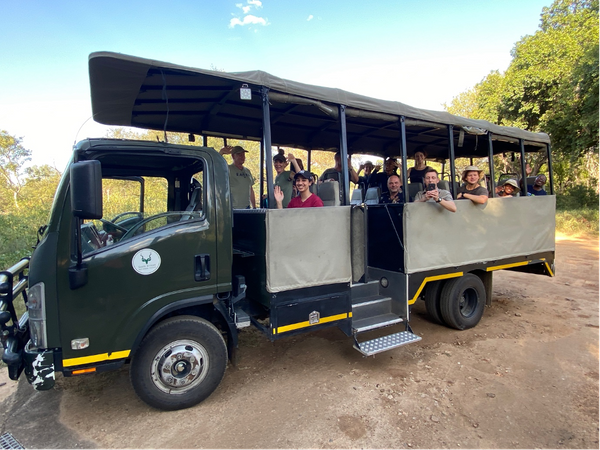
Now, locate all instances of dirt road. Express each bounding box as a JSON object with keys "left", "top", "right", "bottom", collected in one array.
[{"left": 1, "top": 234, "right": 598, "bottom": 449}]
